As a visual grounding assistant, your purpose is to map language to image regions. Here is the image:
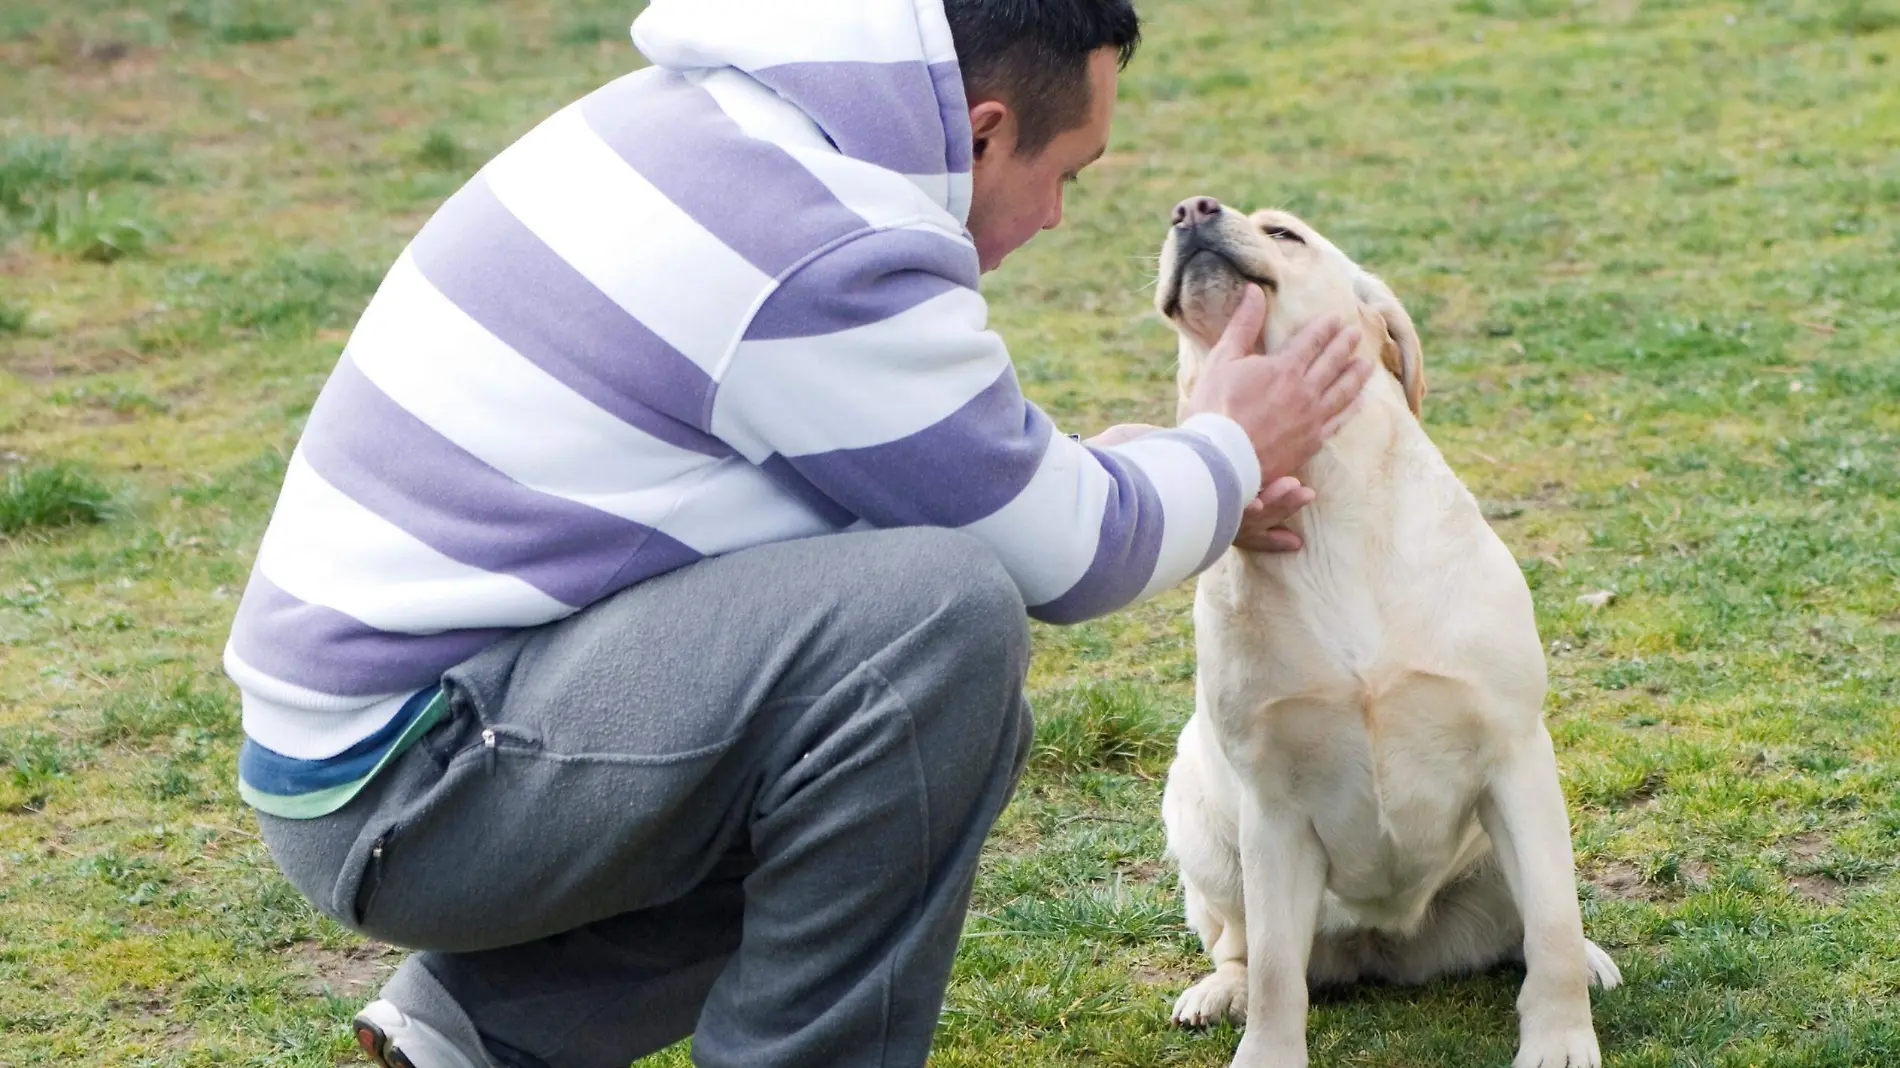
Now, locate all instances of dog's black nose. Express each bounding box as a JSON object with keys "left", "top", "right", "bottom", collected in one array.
[{"left": 1172, "top": 196, "right": 1221, "bottom": 228}]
